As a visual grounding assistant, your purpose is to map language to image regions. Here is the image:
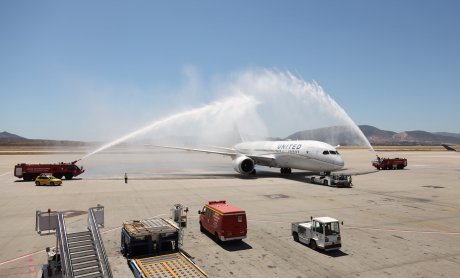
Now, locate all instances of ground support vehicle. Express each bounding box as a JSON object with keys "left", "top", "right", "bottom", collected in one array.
[
  {"left": 309, "top": 174, "right": 352, "bottom": 187},
  {"left": 129, "top": 252, "right": 208, "bottom": 278},
  {"left": 121, "top": 218, "right": 180, "bottom": 258},
  {"left": 372, "top": 157, "right": 407, "bottom": 170},
  {"left": 198, "top": 200, "right": 247, "bottom": 242},
  {"left": 35, "top": 174, "right": 62, "bottom": 186},
  {"left": 292, "top": 217, "right": 342, "bottom": 251},
  {"left": 36, "top": 205, "right": 110, "bottom": 278},
  {"left": 14, "top": 160, "right": 85, "bottom": 181},
  {"left": 122, "top": 205, "right": 208, "bottom": 278}
]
